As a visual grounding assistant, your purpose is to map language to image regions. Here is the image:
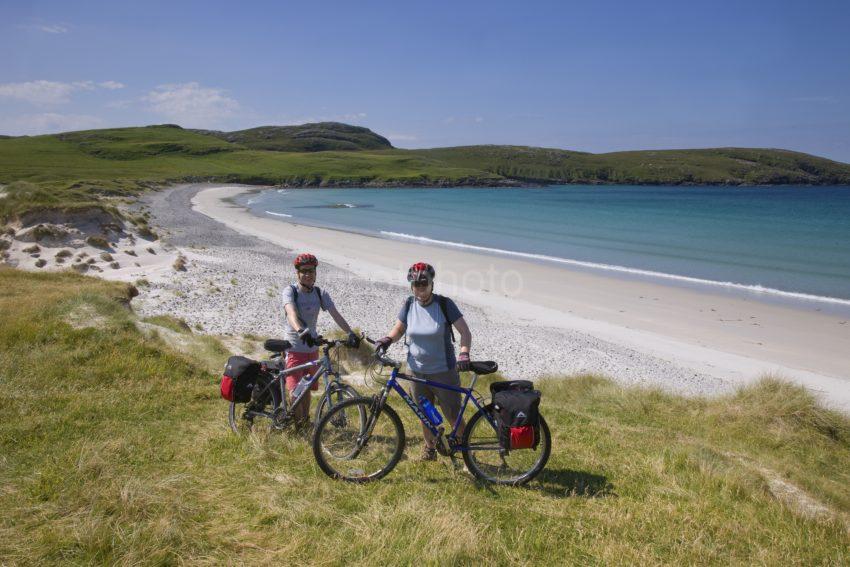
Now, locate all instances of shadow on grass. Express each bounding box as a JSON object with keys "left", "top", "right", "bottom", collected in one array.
[
  {"left": 531, "top": 468, "right": 615, "bottom": 499},
  {"left": 461, "top": 467, "right": 614, "bottom": 499}
]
